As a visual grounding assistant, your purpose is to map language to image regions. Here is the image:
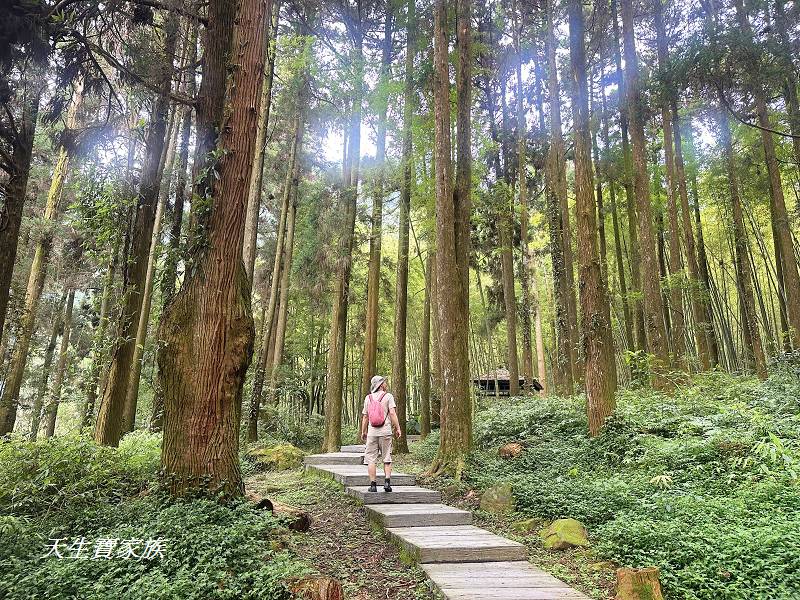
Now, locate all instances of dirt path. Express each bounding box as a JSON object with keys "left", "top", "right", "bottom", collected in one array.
[{"left": 247, "top": 470, "right": 437, "bottom": 600}]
